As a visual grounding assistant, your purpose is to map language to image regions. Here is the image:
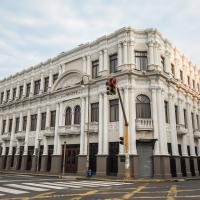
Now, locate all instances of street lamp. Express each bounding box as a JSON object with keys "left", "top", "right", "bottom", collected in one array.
[
  {"left": 80, "top": 75, "right": 90, "bottom": 175},
  {"left": 36, "top": 138, "right": 41, "bottom": 172}
]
